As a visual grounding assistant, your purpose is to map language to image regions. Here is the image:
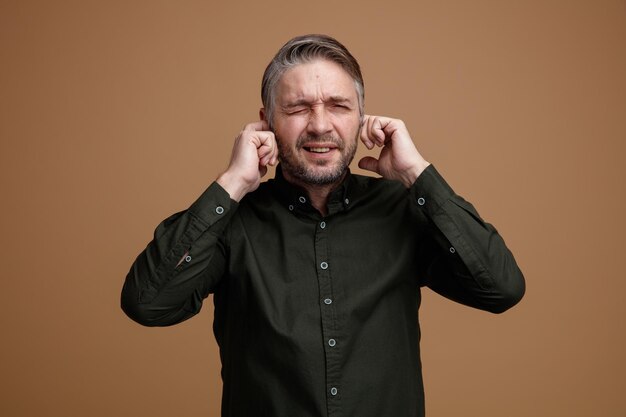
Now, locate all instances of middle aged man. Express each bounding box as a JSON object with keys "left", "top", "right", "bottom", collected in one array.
[{"left": 122, "top": 34, "right": 525, "bottom": 417}]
